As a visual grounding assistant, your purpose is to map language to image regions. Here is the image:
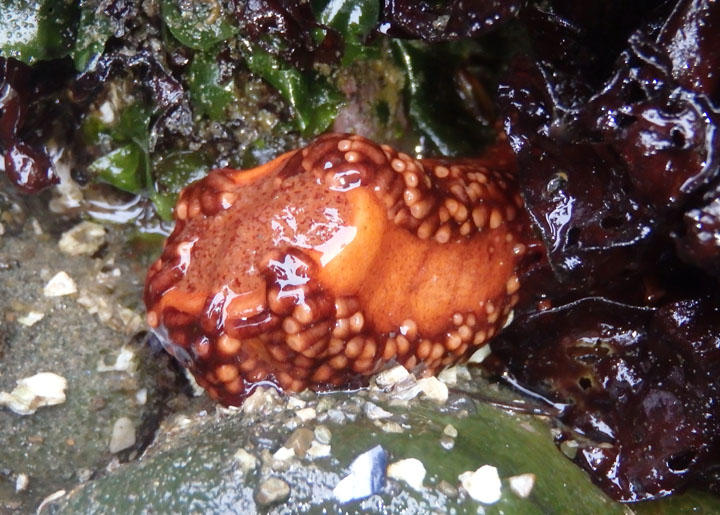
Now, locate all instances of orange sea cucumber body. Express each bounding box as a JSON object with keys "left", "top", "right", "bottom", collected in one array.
[{"left": 145, "top": 133, "right": 532, "bottom": 405}]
